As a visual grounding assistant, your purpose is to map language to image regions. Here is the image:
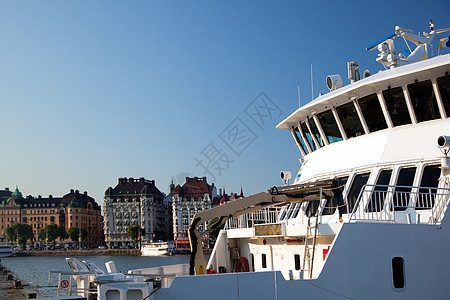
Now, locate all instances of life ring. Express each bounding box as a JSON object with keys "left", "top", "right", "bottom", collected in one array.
[{"left": 235, "top": 257, "right": 249, "bottom": 273}]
